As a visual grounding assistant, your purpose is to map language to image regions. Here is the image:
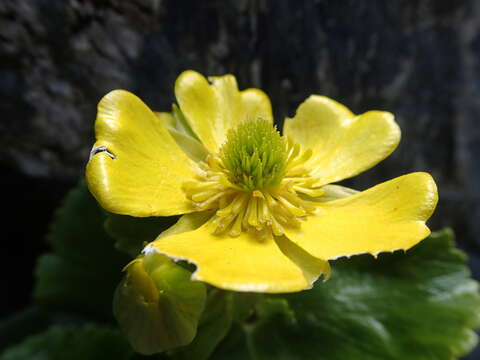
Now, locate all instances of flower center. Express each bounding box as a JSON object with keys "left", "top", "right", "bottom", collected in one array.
[
  {"left": 183, "top": 119, "right": 325, "bottom": 238},
  {"left": 220, "top": 120, "right": 287, "bottom": 191}
]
